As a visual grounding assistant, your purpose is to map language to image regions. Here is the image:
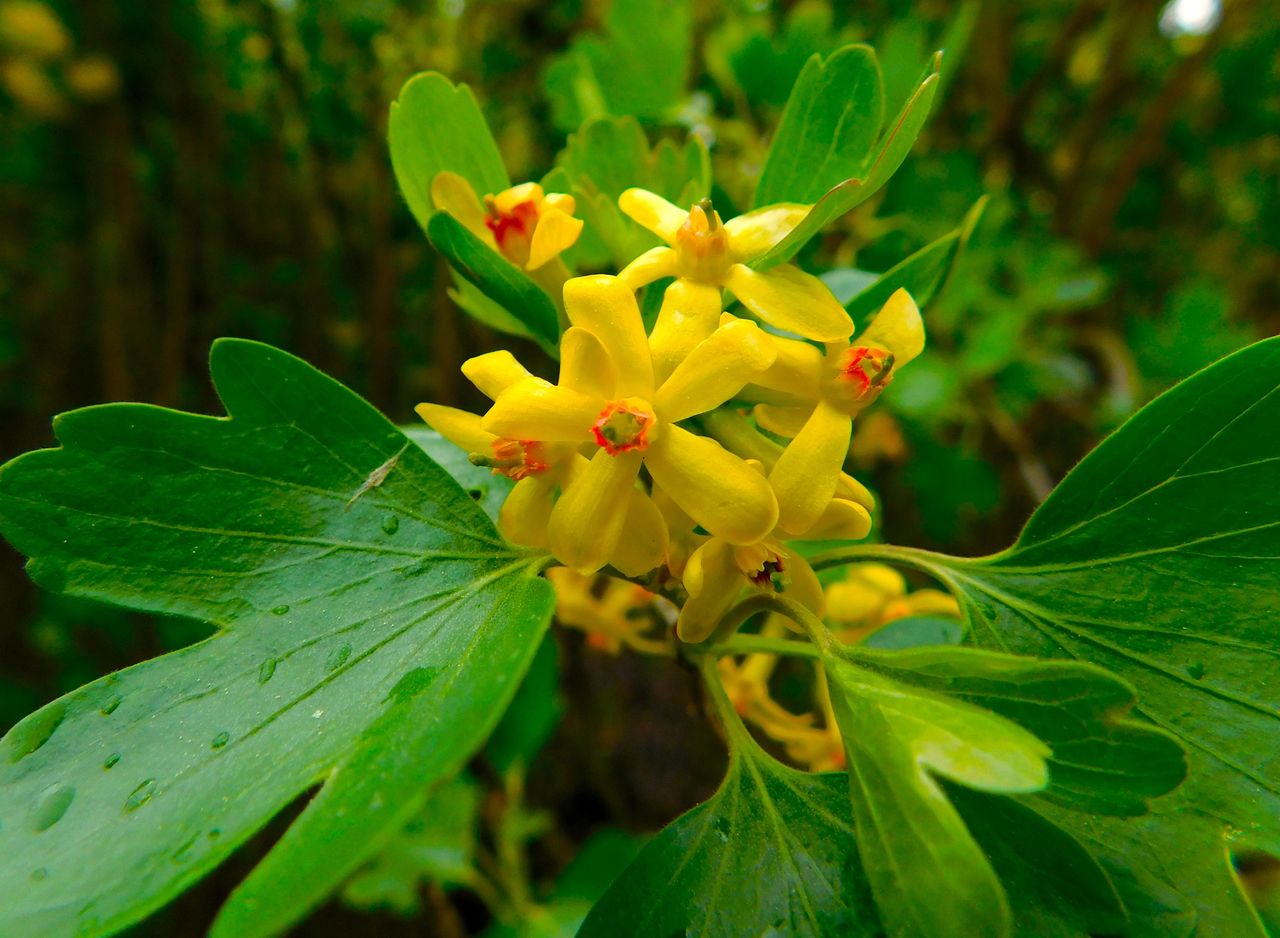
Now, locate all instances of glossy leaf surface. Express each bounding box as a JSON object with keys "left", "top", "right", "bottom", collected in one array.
[{"left": 0, "top": 340, "right": 554, "bottom": 937}]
